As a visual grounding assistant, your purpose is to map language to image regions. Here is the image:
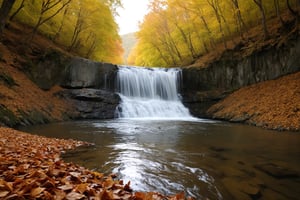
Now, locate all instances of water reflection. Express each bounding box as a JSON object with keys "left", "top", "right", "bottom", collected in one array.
[{"left": 21, "top": 119, "right": 300, "bottom": 199}]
